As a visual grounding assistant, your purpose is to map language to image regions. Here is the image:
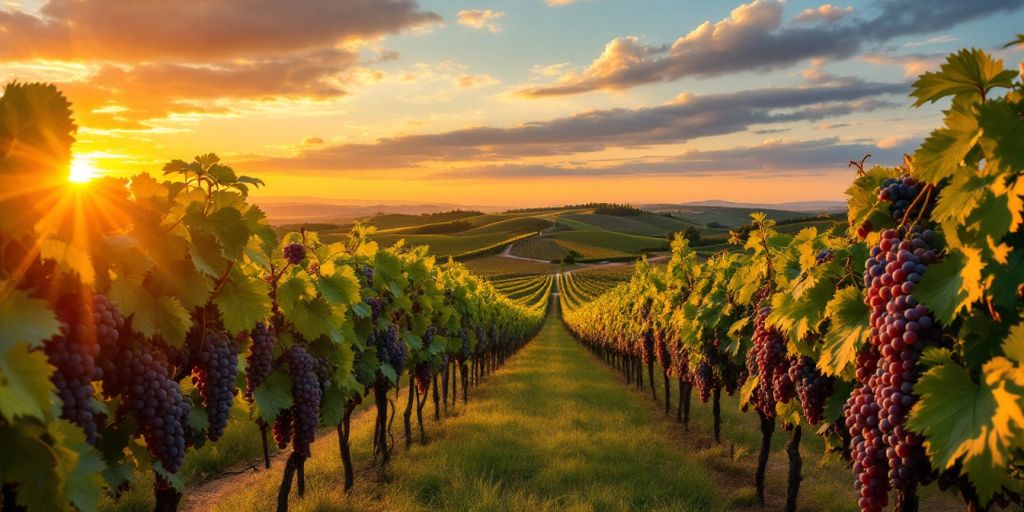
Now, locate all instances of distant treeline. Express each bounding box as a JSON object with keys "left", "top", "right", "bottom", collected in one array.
[{"left": 505, "top": 203, "right": 646, "bottom": 216}]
